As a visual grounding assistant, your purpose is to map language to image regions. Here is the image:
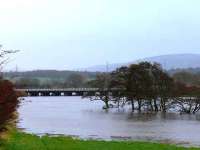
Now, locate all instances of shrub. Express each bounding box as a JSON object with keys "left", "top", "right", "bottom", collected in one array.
[{"left": 0, "top": 80, "right": 18, "bottom": 131}]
